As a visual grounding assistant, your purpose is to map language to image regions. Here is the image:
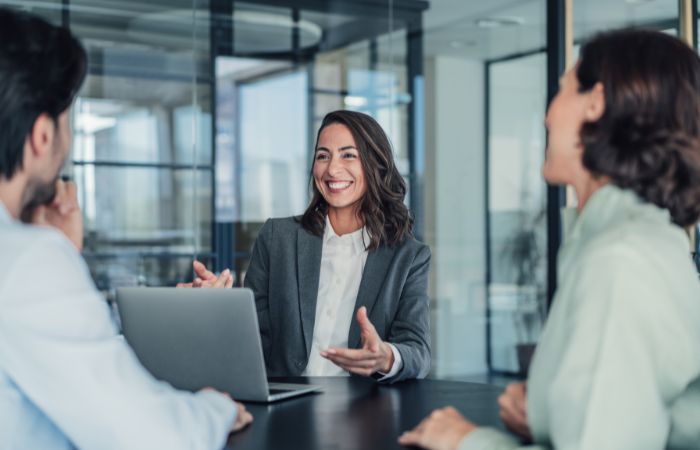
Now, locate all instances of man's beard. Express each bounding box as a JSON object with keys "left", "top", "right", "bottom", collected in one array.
[
  {"left": 19, "top": 174, "right": 59, "bottom": 224},
  {"left": 19, "top": 133, "right": 67, "bottom": 223}
]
